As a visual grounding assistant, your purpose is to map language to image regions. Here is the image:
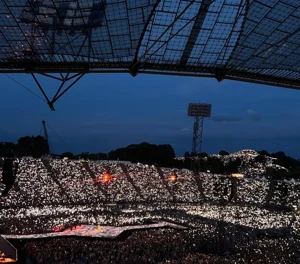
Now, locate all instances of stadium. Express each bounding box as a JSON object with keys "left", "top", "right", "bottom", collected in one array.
[{"left": 0, "top": 0, "right": 300, "bottom": 263}]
